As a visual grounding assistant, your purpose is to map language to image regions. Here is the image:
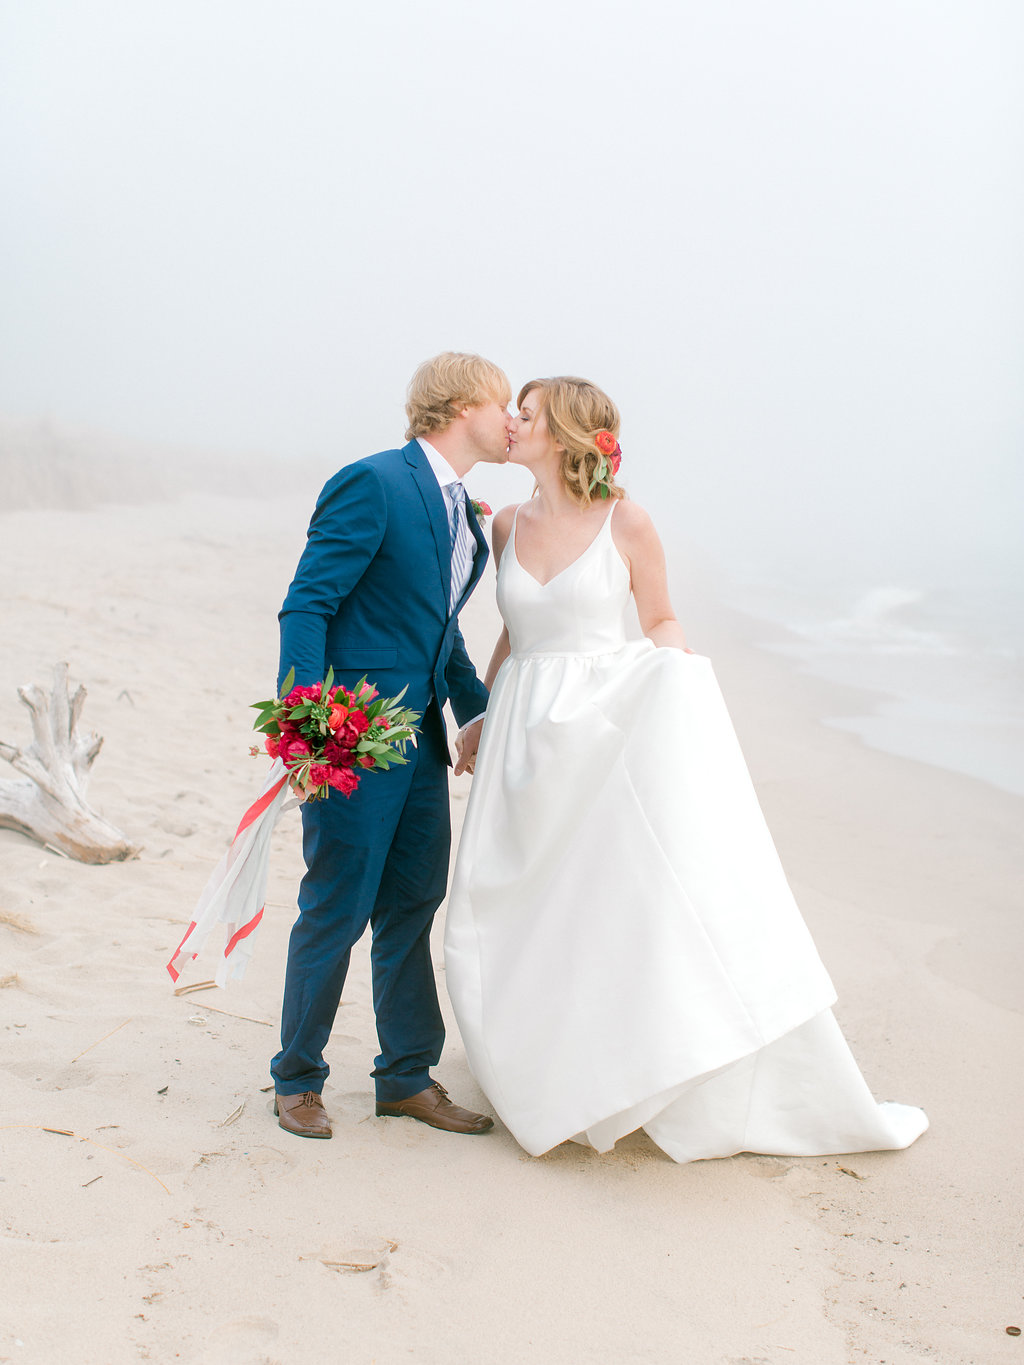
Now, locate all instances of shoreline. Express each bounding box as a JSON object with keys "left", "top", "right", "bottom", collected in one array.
[{"left": 1, "top": 492, "right": 1021, "bottom": 1365}]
